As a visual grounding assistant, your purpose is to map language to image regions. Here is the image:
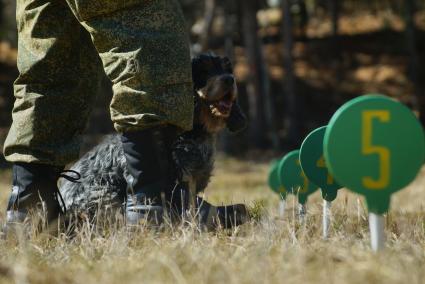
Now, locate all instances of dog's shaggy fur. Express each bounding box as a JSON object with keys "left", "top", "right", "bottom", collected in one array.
[{"left": 60, "top": 54, "right": 247, "bottom": 220}]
